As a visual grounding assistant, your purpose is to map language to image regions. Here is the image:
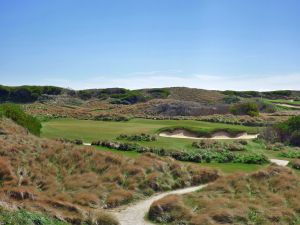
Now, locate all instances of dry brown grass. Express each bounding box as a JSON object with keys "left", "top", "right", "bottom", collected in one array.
[
  {"left": 0, "top": 118, "right": 219, "bottom": 223},
  {"left": 149, "top": 166, "right": 300, "bottom": 225}
]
